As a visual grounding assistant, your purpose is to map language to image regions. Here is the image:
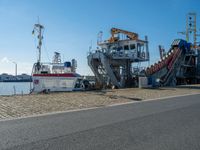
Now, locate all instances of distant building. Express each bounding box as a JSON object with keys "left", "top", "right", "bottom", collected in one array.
[
  {"left": 16, "top": 74, "right": 32, "bottom": 81},
  {"left": 0, "top": 73, "right": 15, "bottom": 81}
]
